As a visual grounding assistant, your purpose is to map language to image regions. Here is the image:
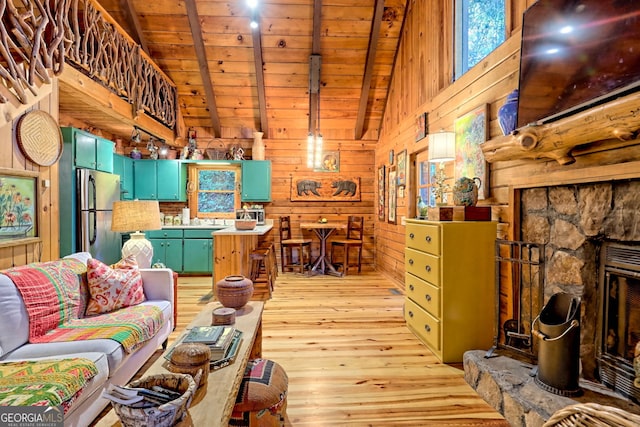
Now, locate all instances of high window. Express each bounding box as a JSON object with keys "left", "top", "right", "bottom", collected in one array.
[{"left": 454, "top": 0, "right": 506, "bottom": 79}]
